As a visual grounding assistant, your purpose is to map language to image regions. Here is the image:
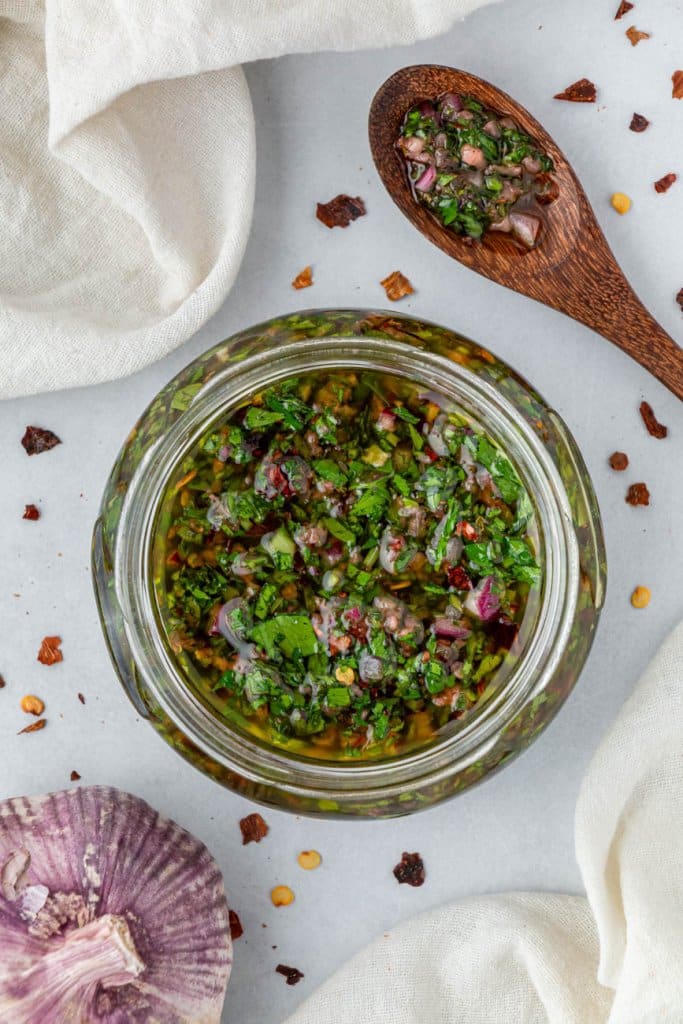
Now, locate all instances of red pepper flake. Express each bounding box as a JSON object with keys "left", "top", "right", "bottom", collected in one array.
[
  {"left": 629, "top": 113, "right": 649, "bottom": 132},
  {"left": 609, "top": 451, "right": 629, "bottom": 471},
  {"left": 456, "top": 521, "right": 478, "bottom": 542},
  {"left": 21, "top": 426, "right": 61, "bottom": 456},
  {"left": 78, "top": 692, "right": 86, "bottom": 704},
  {"left": 654, "top": 173, "right": 677, "bottom": 194},
  {"left": 18, "top": 719, "right": 47, "bottom": 735},
  {"left": 554, "top": 78, "right": 597, "bottom": 103},
  {"left": 316, "top": 194, "right": 366, "bottom": 229},
  {"left": 70, "top": 770, "right": 81, "bottom": 782},
  {"left": 447, "top": 565, "right": 472, "bottom": 591},
  {"left": 291, "top": 266, "right": 313, "bottom": 290},
  {"left": 626, "top": 482, "right": 650, "bottom": 506},
  {"left": 639, "top": 401, "right": 668, "bottom": 439},
  {"left": 22, "top": 504, "right": 40, "bottom": 521},
  {"left": 393, "top": 851, "right": 425, "bottom": 887},
  {"left": 674, "top": 71, "right": 683, "bottom": 99},
  {"left": 490, "top": 618, "right": 520, "bottom": 650},
  {"left": 276, "top": 965, "right": 304, "bottom": 986},
  {"left": 380, "top": 271, "right": 414, "bottom": 302},
  {"left": 229, "top": 909, "right": 244, "bottom": 940},
  {"left": 239, "top": 812, "right": 269, "bottom": 845},
  {"left": 614, "top": 0, "right": 633, "bottom": 18},
  {"left": 676, "top": 288, "right": 683, "bottom": 313},
  {"left": 0, "top": 674, "right": 5, "bottom": 689},
  {"left": 625, "top": 26, "right": 650, "bottom": 46},
  {"left": 37, "top": 636, "right": 63, "bottom": 666}
]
